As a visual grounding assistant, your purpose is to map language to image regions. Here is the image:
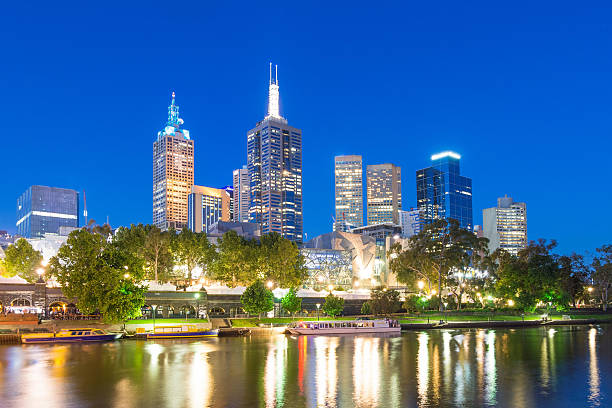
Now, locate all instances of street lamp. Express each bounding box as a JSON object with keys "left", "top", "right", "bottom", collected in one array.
[
  {"left": 328, "top": 284, "right": 334, "bottom": 293},
  {"left": 194, "top": 293, "right": 201, "bottom": 321},
  {"left": 417, "top": 281, "right": 425, "bottom": 291},
  {"left": 267, "top": 280, "right": 274, "bottom": 289},
  {"left": 316, "top": 303, "right": 321, "bottom": 321},
  {"left": 443, "top": 302, "right": 448, "bottom": 323}
]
